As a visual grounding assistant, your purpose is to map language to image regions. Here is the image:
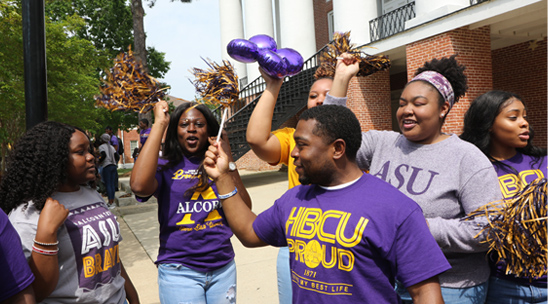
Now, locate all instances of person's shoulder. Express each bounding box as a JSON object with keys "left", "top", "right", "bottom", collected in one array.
[
  {"left": 272, "top": 127, "right": 295, "bottom": 137},
  {"left": 446, "top": 135, "right": 491, "bottom": 163}
]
